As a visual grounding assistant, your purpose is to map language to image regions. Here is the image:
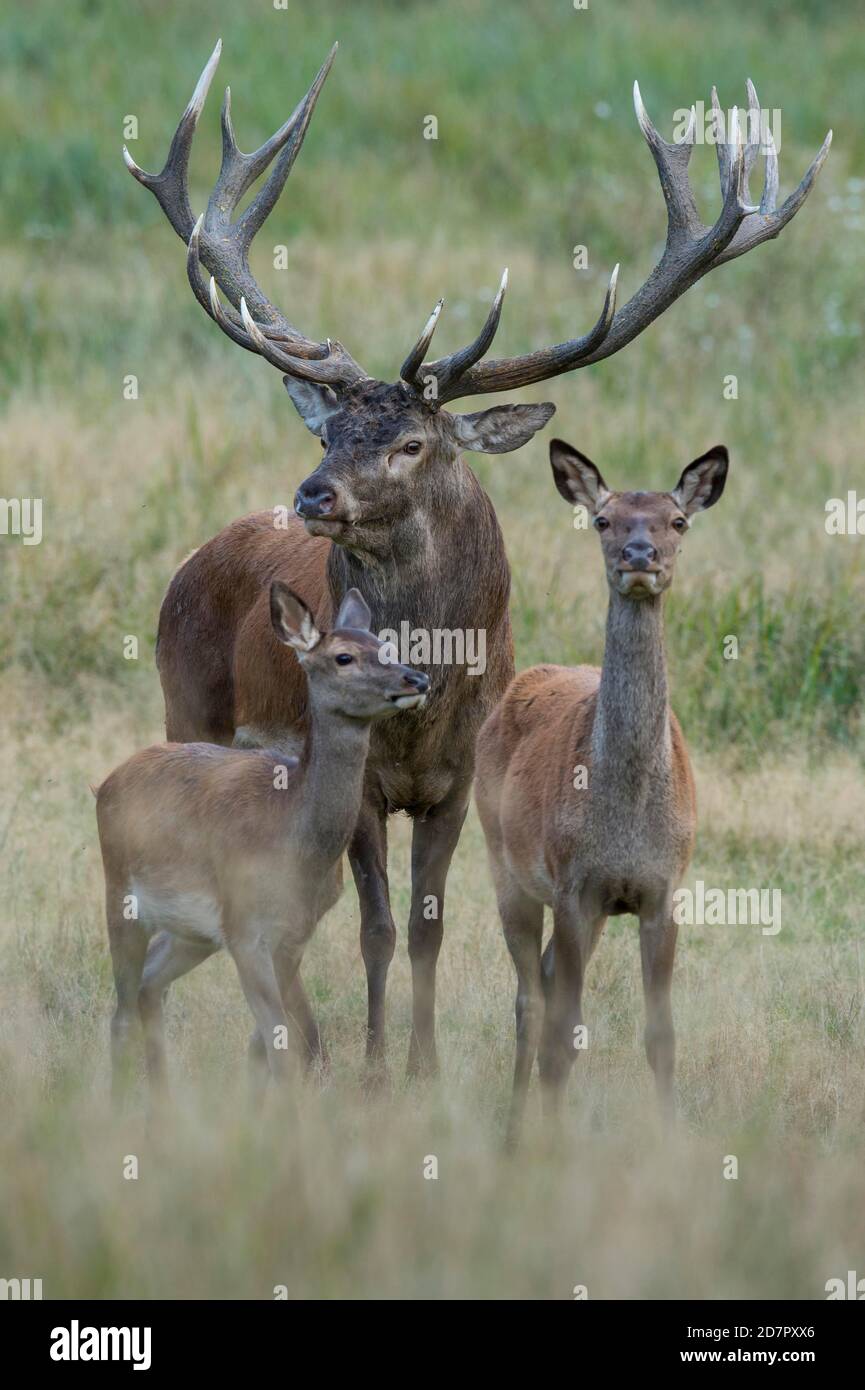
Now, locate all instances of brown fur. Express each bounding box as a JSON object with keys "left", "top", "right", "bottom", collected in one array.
[
  {"left": 154, "top": 387, "right": 544, "bottom": 1075},
  {"left": 475, "top": 438, "right": 727, "bottom": 1143},
  {"left": 98, "top": 588, "right": 427, "bottom": 1100}
]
